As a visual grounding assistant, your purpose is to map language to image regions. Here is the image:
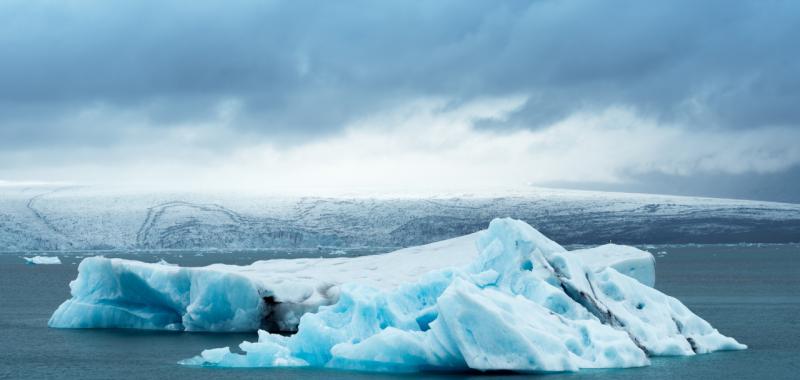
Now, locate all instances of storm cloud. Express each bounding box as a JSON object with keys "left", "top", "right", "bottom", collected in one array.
[{"left": 1, "top": 0, "right": 799, "bottom": 201}]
